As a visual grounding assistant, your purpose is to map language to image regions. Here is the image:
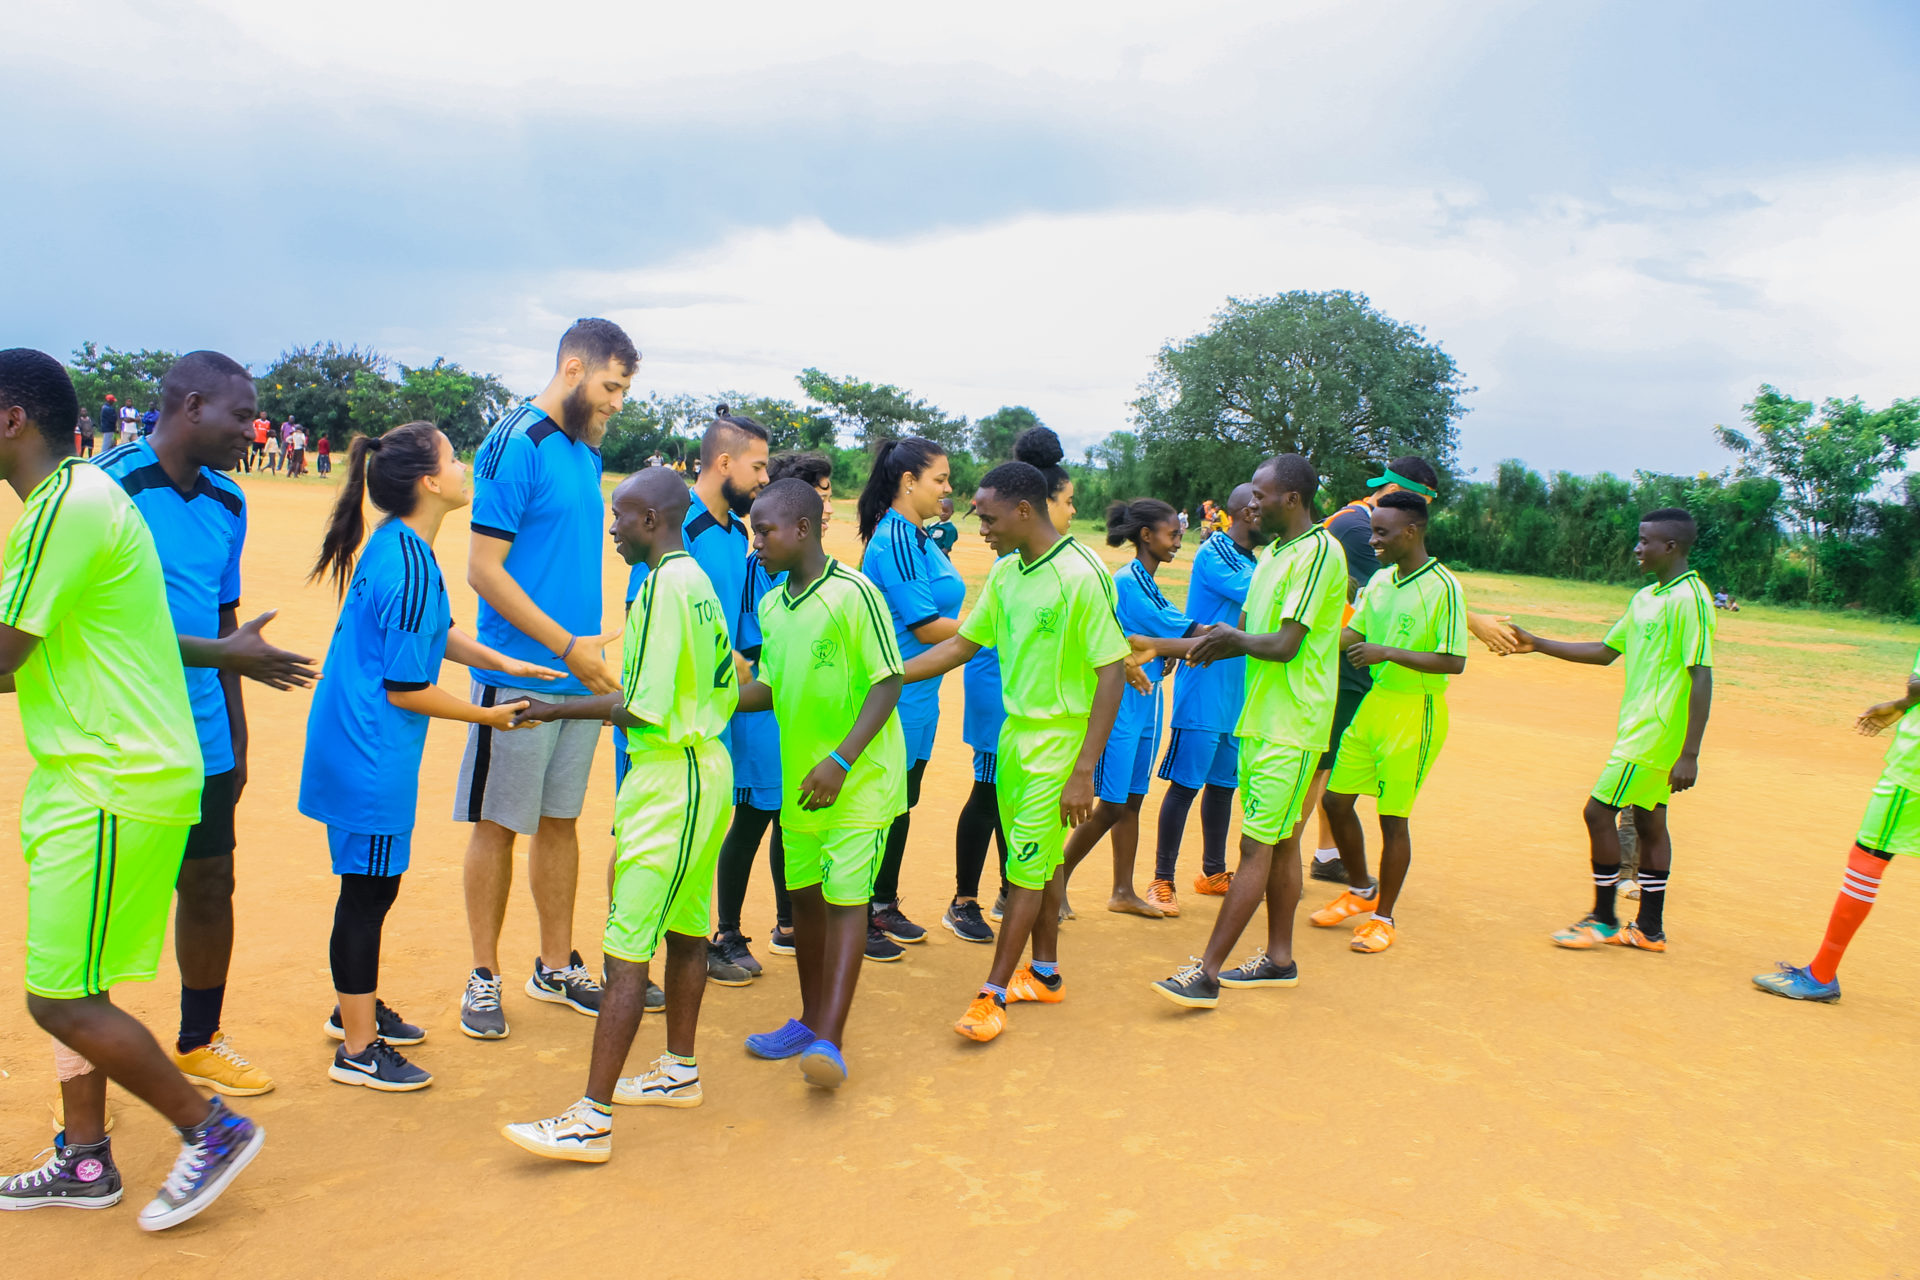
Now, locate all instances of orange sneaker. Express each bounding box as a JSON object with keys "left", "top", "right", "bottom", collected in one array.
[
  {"left": 954, "top": 992, "right": 1007, "bottom": 1041},
  {"left": 1145, "top": 879, "right": 1180, "bottom": 916},
  {"left": 1192, "top": 871, "right": 1232, "bottom": 896},
  {"left": 1309, "top": 889, "right": 1379, "bottom": 928},
  {"left": 1350, "top": 917, "right": 1395, "bottom": 952},
  {"left": 1006, "top": 966, "right": 1064, "bottom": 1004},
  {"left": 1605, "top": 921, "right": 1667, "bottom": 952}
]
